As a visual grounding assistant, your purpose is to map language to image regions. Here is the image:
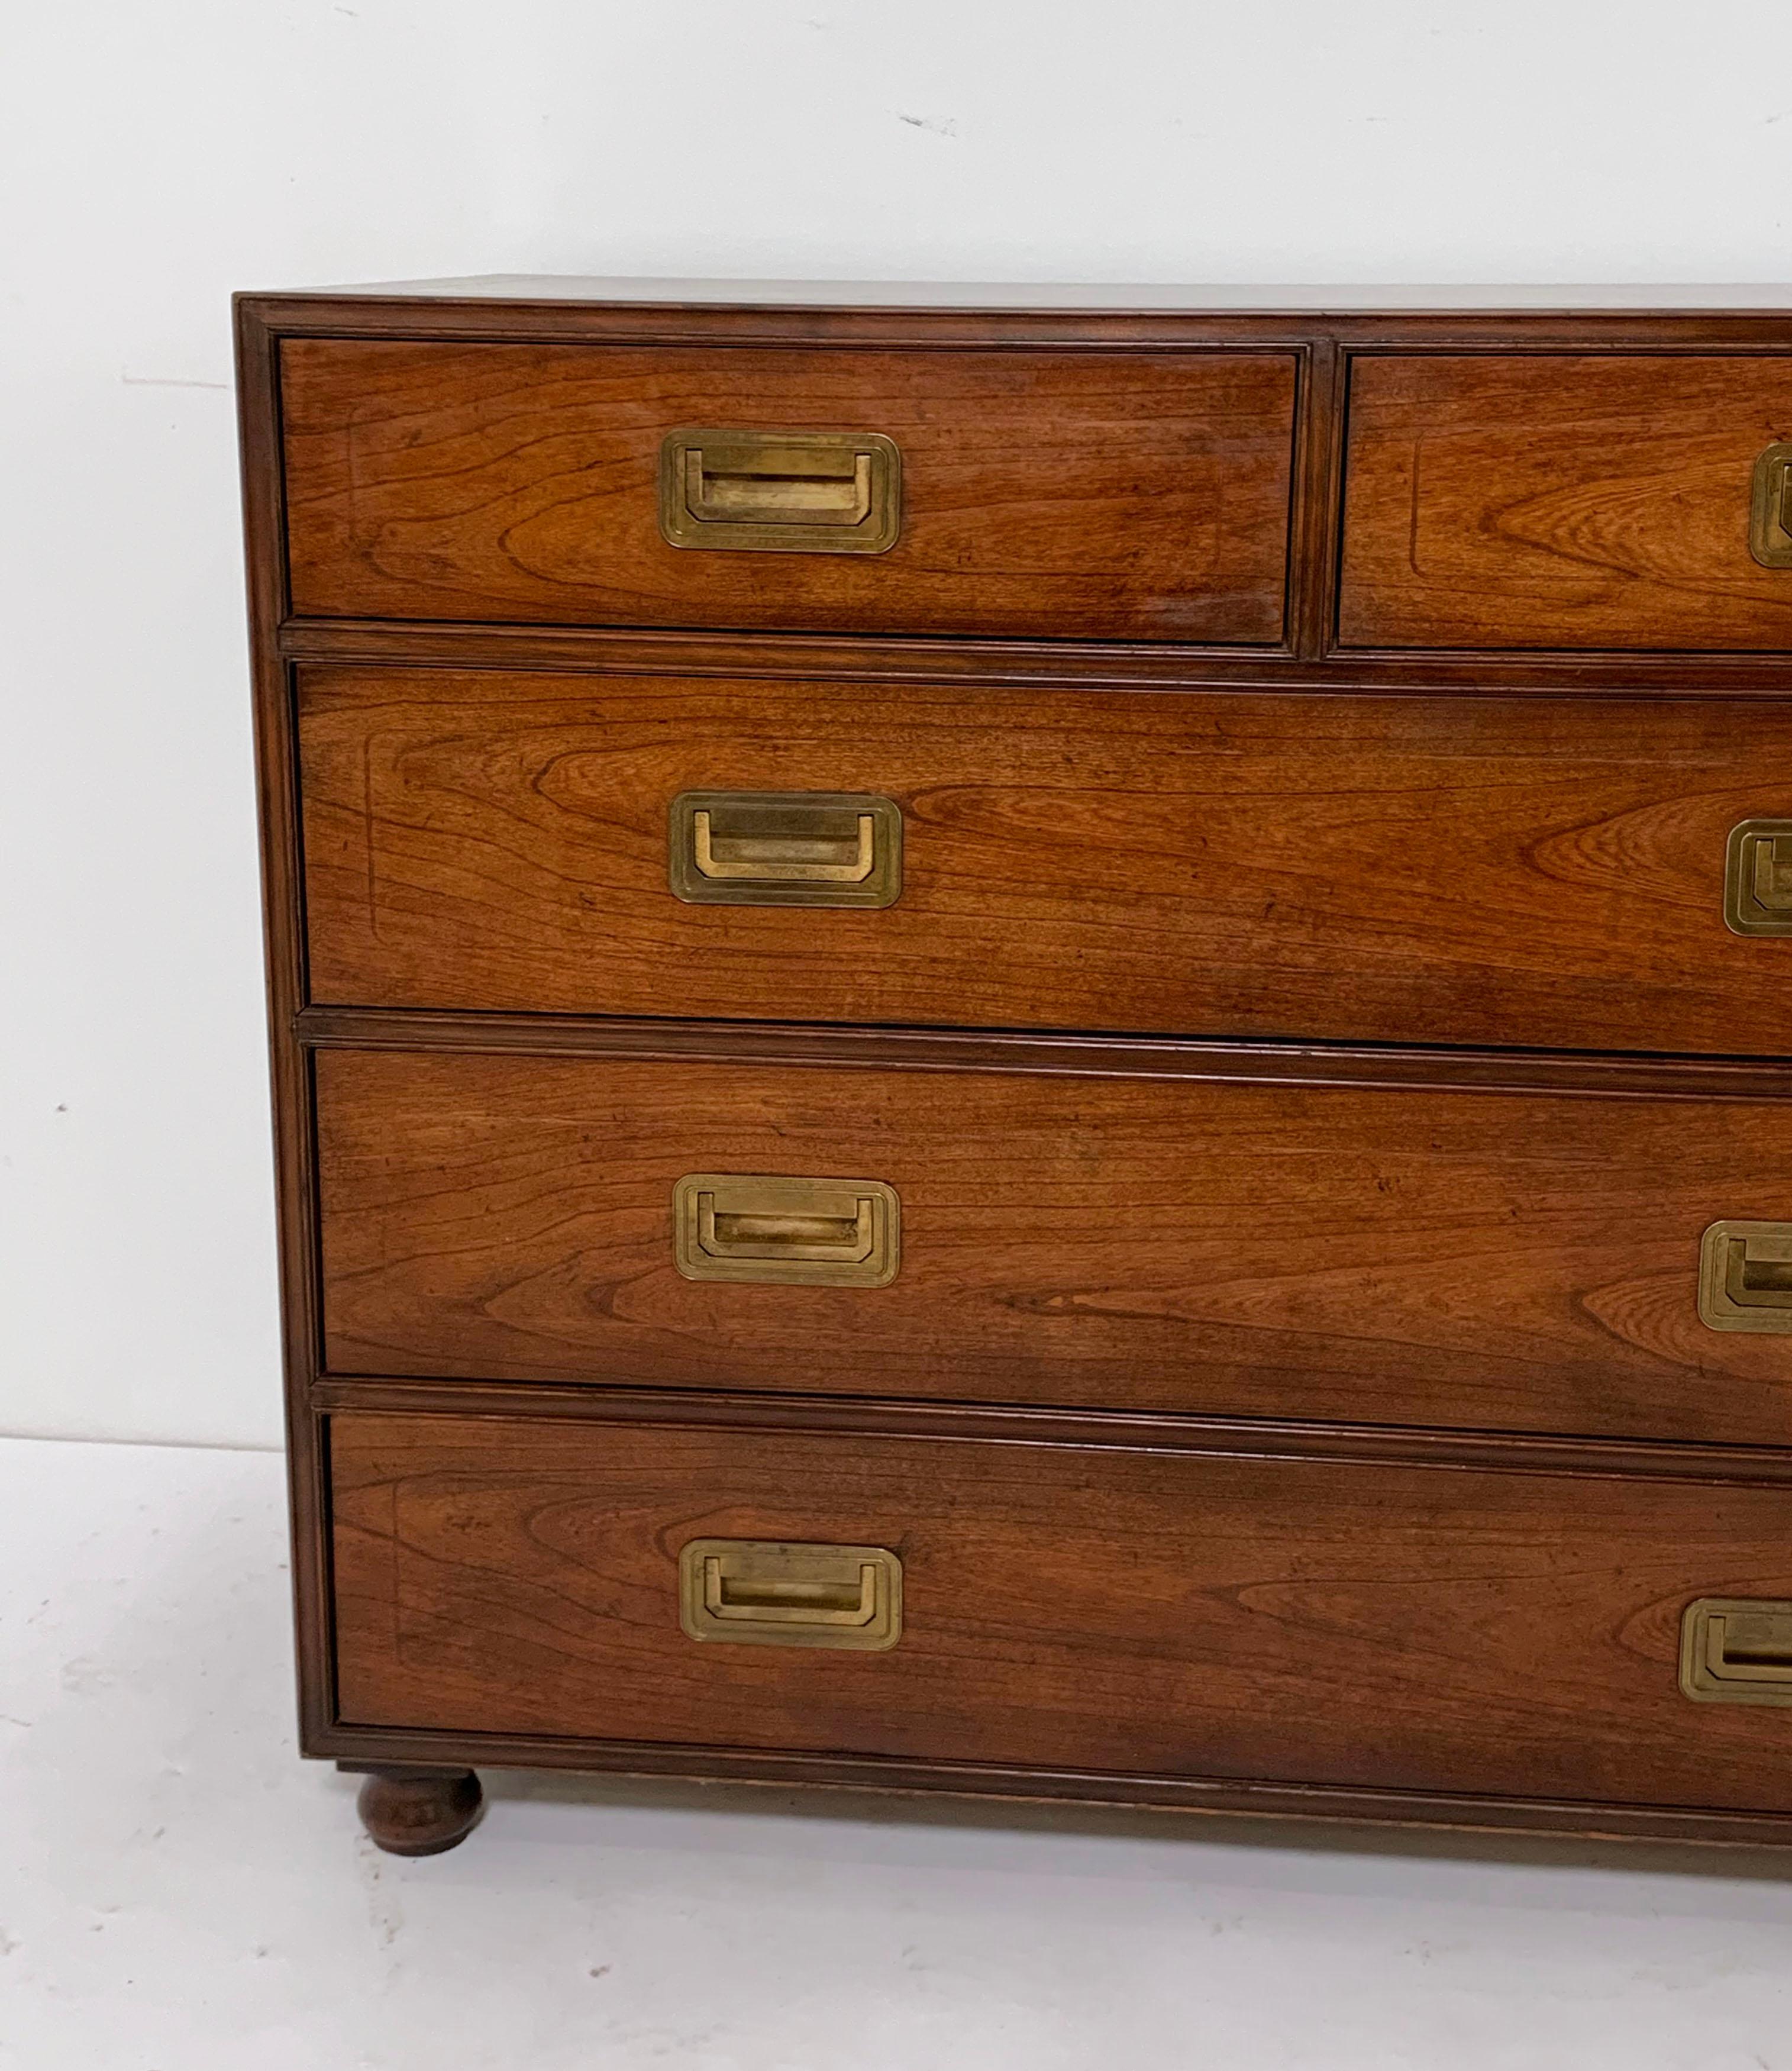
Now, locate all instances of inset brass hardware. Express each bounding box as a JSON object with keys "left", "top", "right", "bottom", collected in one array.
[
  {"left": 1698, "top": 1220, "right": 1792, "bottom": 1333},
  {"left": 1751, "top": 443, "right": 1792, "bottom": 567},
  {"left": 659, "top": 429, "right": 902, "bottom": 554},
  {"left": 1681, "top": 1599, "right": 1792, "bottom": 1704},
  {"left": 1725, "top": 819, "right": 1792, "bottom": 936},
  {"left": 679, "top": 1539, "right": 903, "bottom": 1650},
  {"left": 669, "top": 791, "right": 902, "bottom": 908},
  {"left": 673, "top": 1173, "right": 900, "bottom": 1286}
]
